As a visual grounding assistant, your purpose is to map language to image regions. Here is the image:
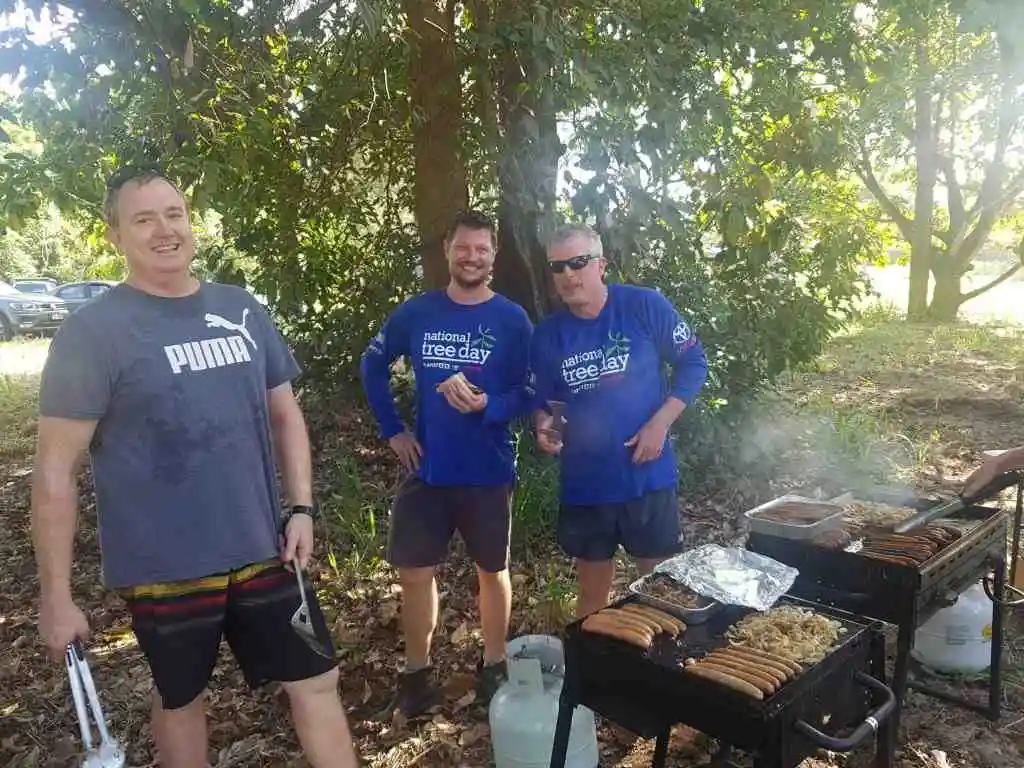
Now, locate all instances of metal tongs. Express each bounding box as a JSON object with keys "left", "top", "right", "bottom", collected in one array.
[
  {"left": 290, "top": 559, "right": 333, "bottom": 659},
  {"left": 893, "top": 470, "right": 1022, "bottom": 533},
  {"left": 65, "top": 639, "right": 126, "bottom": 768}
]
